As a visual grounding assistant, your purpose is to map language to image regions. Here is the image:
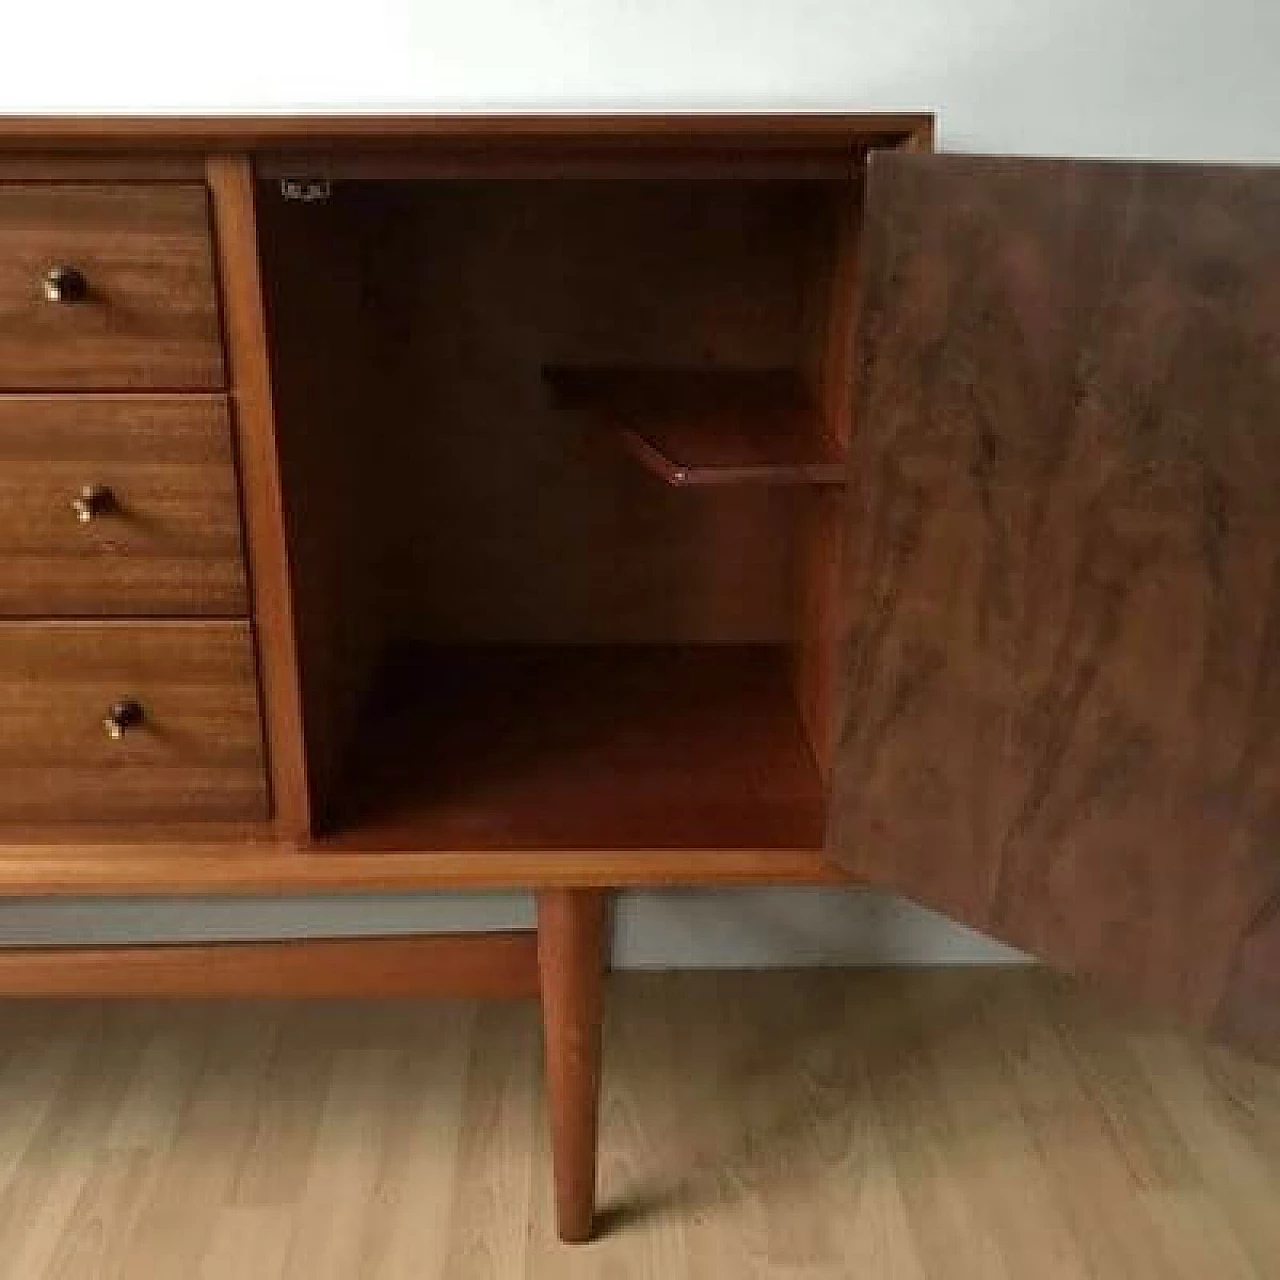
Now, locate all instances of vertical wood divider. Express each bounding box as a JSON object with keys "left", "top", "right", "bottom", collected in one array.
[
  {"left": 793, "top": 167, "right": 862, "bottom": 778},
  {"left": 205, "top": 153, "right": 312, "bottom": 838}
]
